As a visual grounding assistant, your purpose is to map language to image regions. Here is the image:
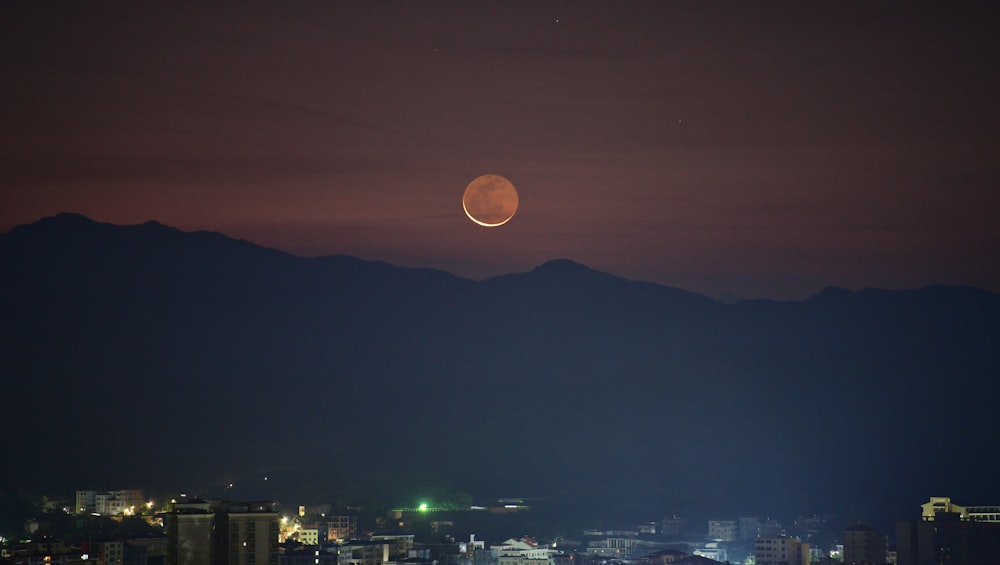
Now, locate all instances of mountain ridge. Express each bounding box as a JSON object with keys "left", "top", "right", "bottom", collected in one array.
[
  {"left": 7, "top": 213, "right": 988, "bottom": 302},
  {"left": 2, "top": 213, "right": 998, "bottom": 529}
]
